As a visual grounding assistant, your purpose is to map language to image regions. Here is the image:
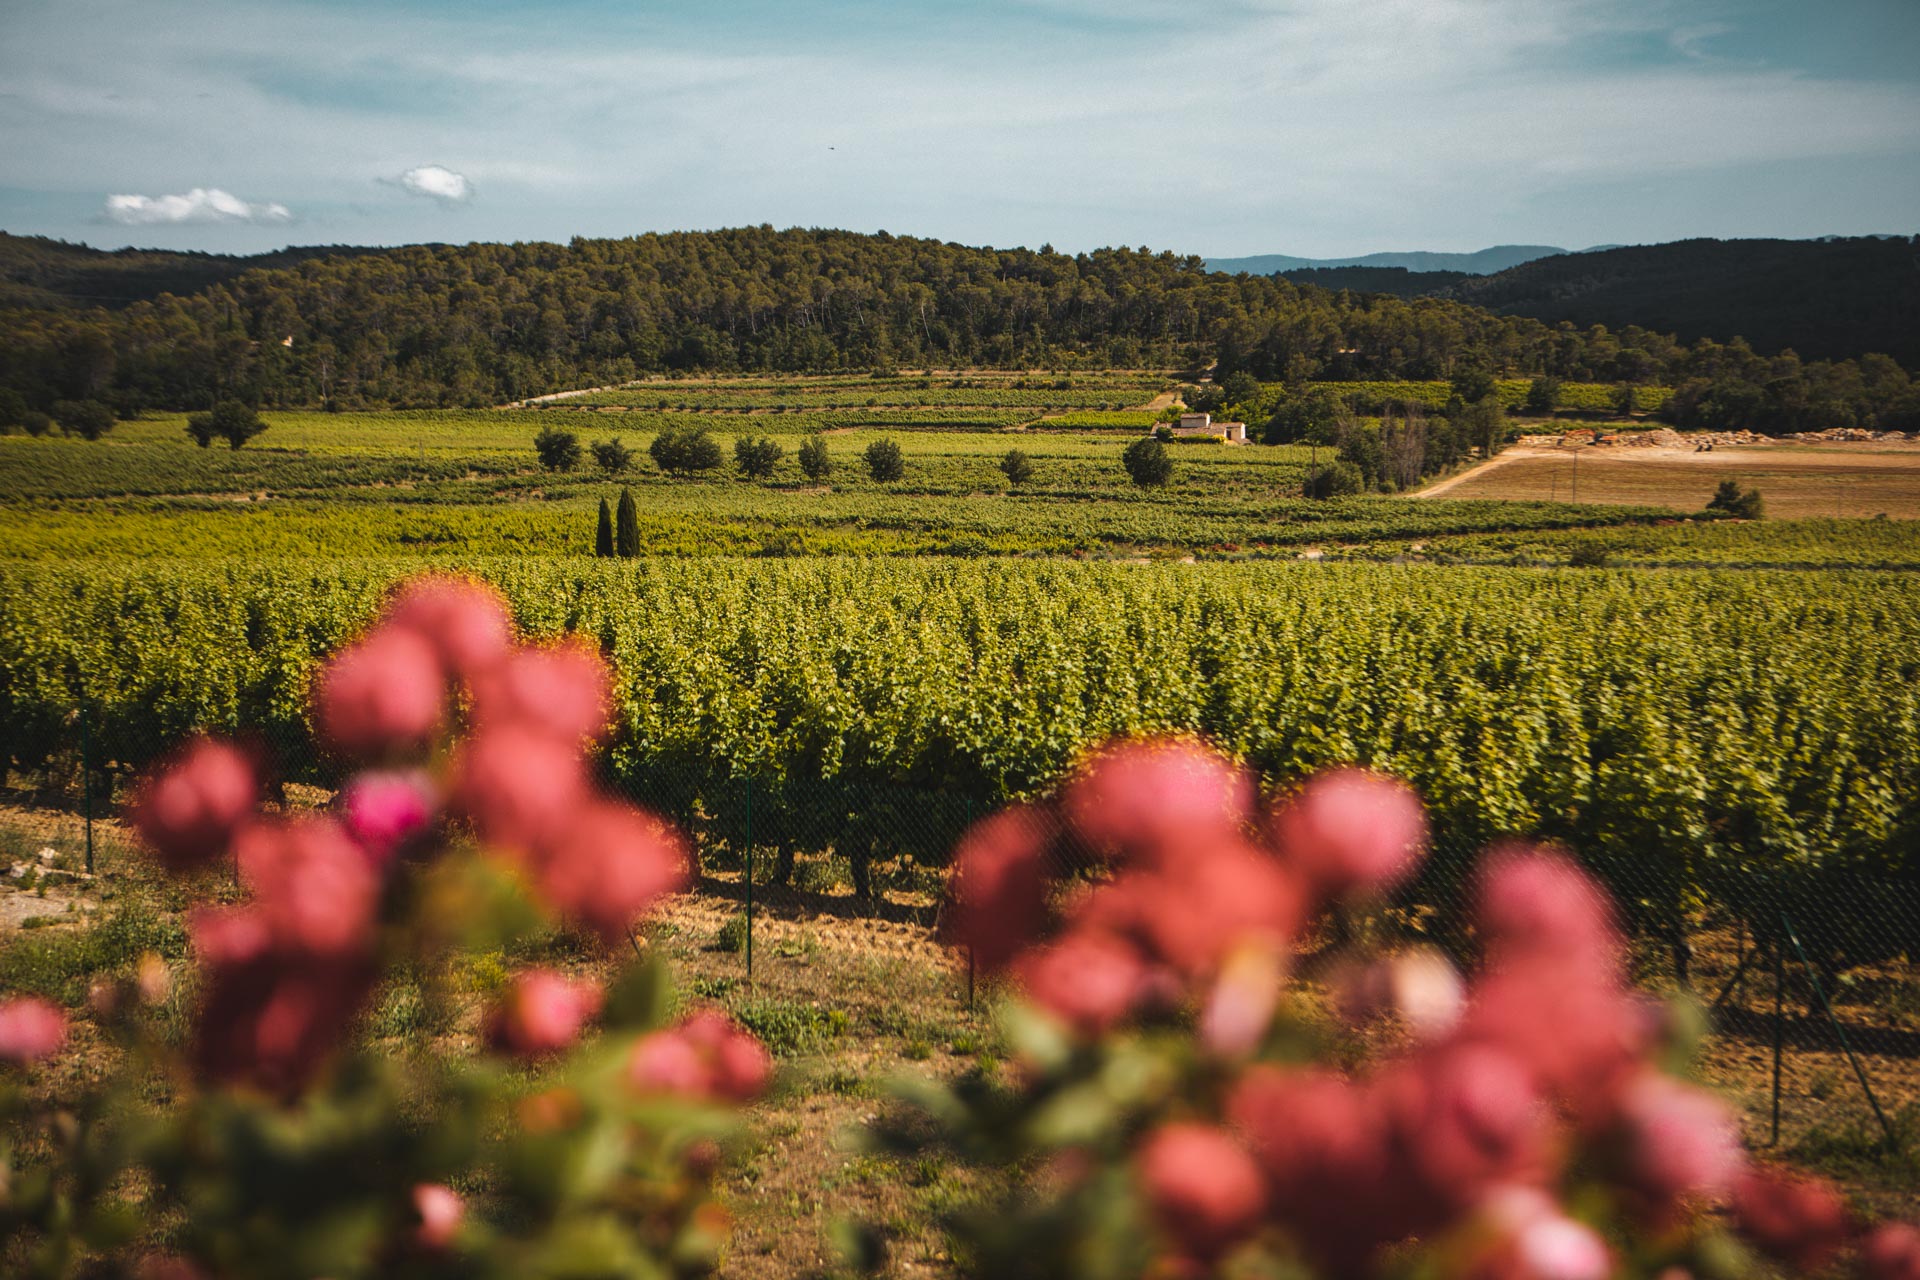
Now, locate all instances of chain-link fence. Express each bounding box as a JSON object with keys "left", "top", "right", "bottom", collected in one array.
[{"left": 3, "top": 704, "right": 1914, "bottom": 1179}]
